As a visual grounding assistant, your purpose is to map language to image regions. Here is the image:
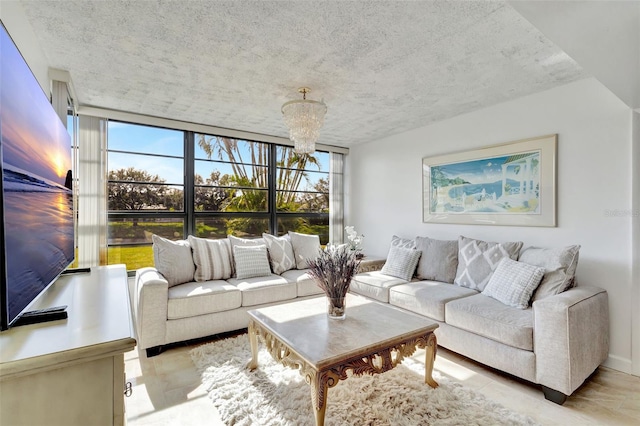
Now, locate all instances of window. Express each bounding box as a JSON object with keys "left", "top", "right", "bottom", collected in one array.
[
  {"left": 107, "top": 122, "right": 185, "bottom": 270},
  {"left": 107, "top": 123, "right": 334, "bottom": 270}
]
